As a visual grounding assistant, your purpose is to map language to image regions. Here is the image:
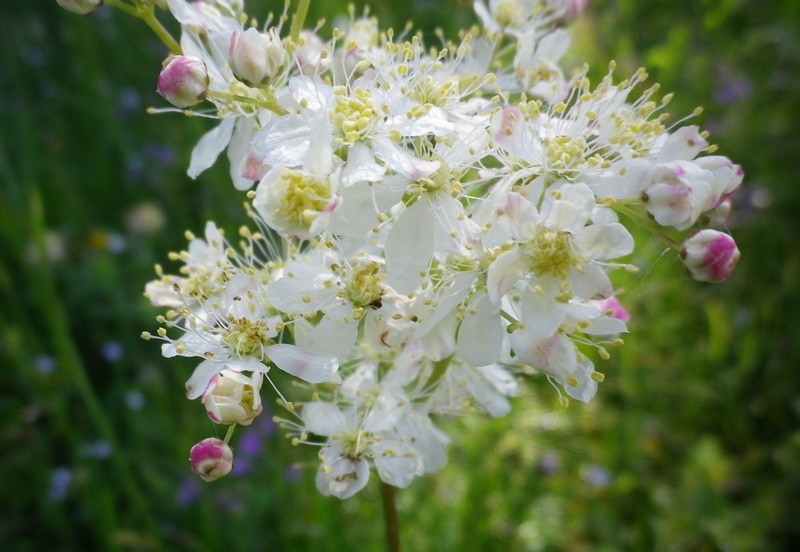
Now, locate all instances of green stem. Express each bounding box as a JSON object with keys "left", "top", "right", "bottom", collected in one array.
[
  {"left": 290, "top": 0, "right": 311, "bottom": 43},
  {"left": 611, "top": 202, "right": 682, "bottom": 250},
  {"left": 206, "top": 90, "right": 289, "bottom": 116},
  {"left": 105, "top": 0, "right": 182, "bottom": 55},
  {"left": 140, "top": 6, "right": 182, "bottom": 55},
  {"left": 223, "top": 424, "right": 237, "bottom": 444},
  {"left": 380, "top": 481, "right": 401, "bottom": 552},
  {"left": 103, "top": 0, "right": 139, "bottom": 17}
]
